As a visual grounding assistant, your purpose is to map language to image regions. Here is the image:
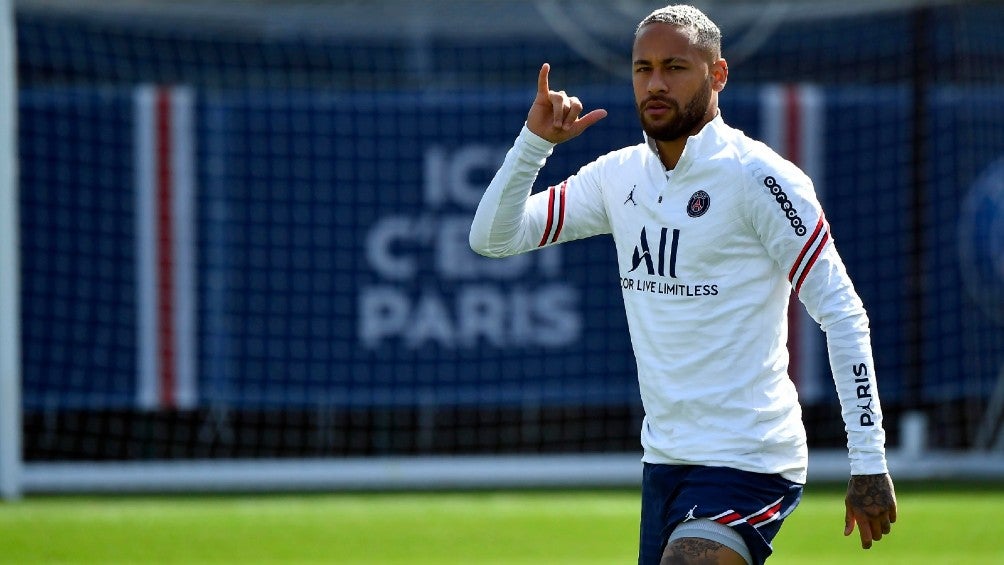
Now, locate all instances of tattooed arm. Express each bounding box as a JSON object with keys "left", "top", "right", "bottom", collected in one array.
[{"left": 844, "top": 473, "right": 898, "bottom": 549}]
